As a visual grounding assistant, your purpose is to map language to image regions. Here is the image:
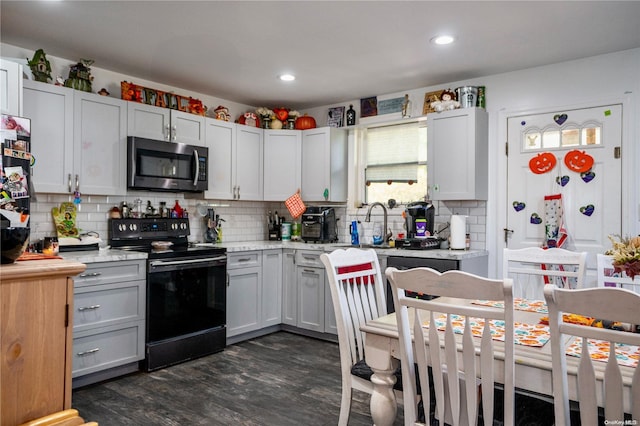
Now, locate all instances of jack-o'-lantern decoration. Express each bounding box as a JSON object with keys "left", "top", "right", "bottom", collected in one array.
[
  {"left": 564, "top": 149, "right": 594, "bottom": 173},
  {"left": 295, "top": 114, "right": 316, "bottom": 130},
  {"left": 529, "top": 152, "right": 557, "bottom": 174}
]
